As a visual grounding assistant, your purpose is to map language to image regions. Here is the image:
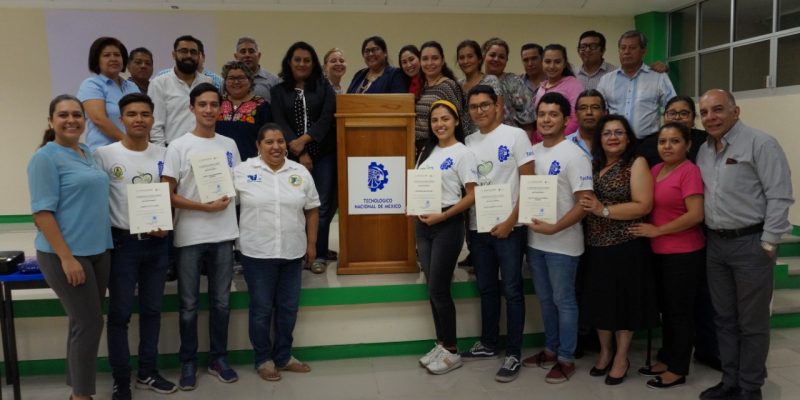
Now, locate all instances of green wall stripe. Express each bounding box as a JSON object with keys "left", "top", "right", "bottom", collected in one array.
[
  {"left": 12, "top": 280, "right": 536, "bottom": 318},
  {"left": 0, "top": 215, "right": 32, "bottom": 224},
  {"left": 634, "top": 12, "right": 668, "bottom": 65}
]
